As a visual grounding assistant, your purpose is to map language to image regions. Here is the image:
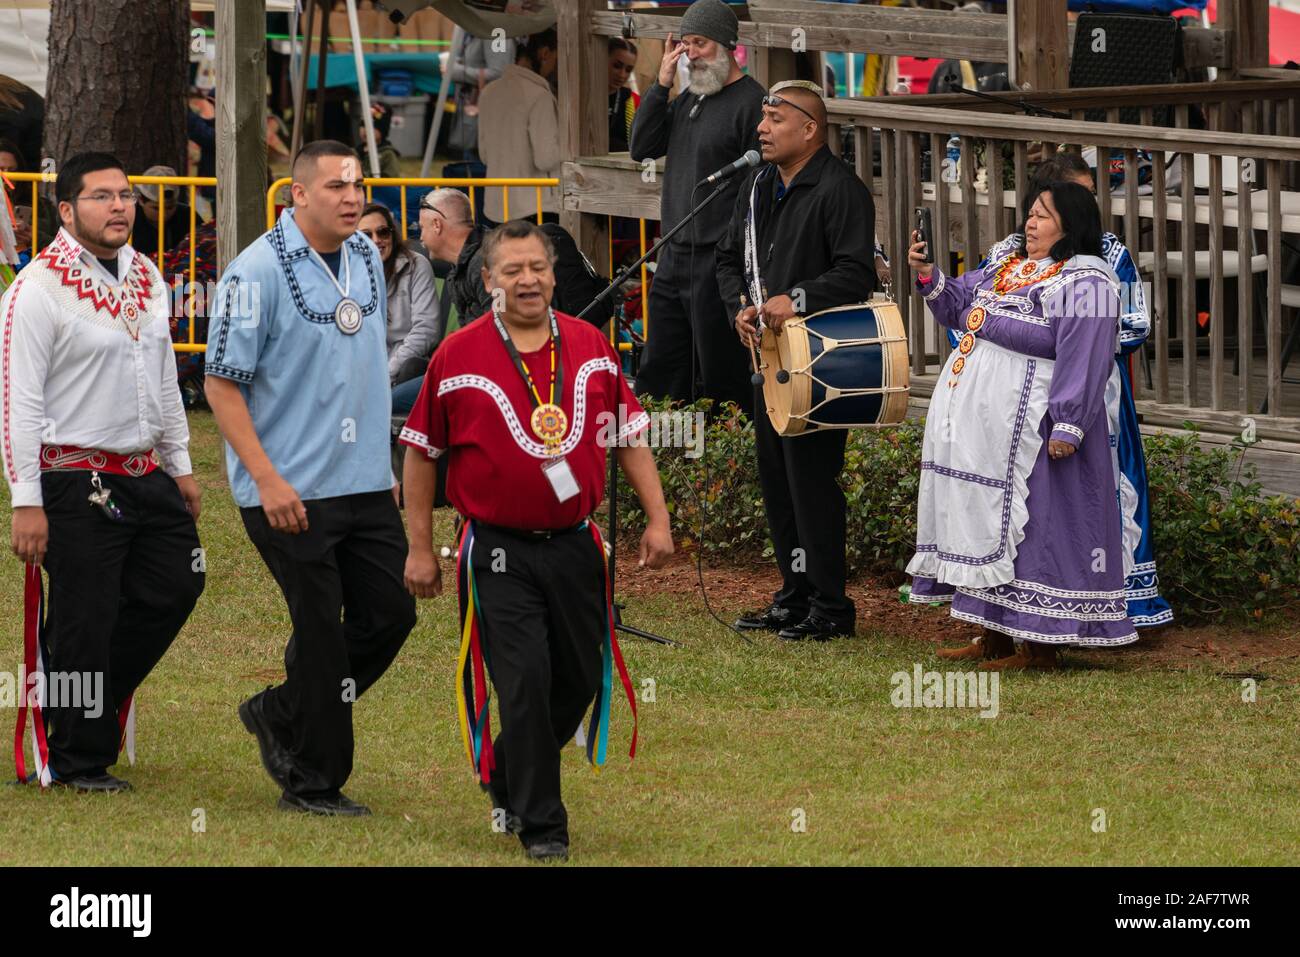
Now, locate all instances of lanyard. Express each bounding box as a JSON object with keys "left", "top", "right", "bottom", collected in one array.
[
  {"left": 743, "top": 169, "right": 767, "bottom": 308},
  {"left": 494, "top": 309, "right": 563, "bottom": 411},
  {"left": 306, "top": 243, "right": 353, "bottom": 300}
]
